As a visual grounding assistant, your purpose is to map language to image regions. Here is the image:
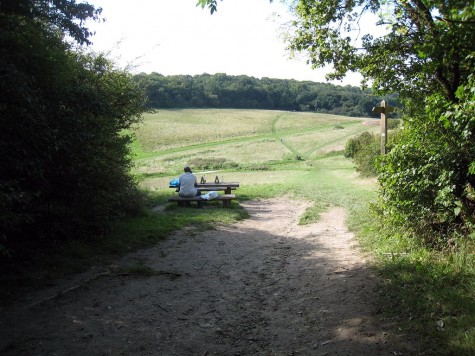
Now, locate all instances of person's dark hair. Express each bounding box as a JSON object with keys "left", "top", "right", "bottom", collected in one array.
[{"left": 184, "top": 166, "right": 192, "bottom": 173}]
